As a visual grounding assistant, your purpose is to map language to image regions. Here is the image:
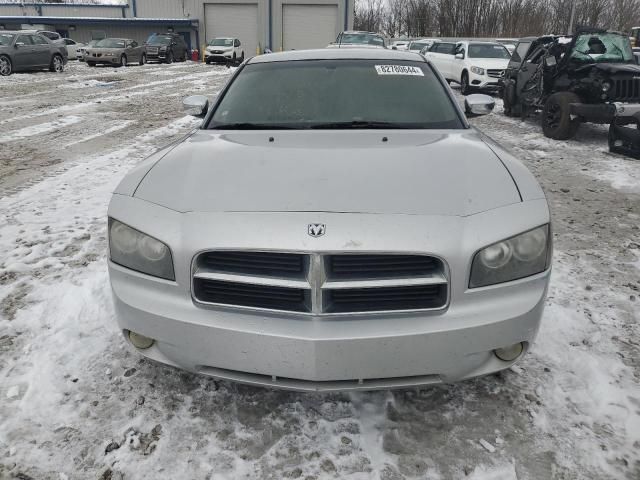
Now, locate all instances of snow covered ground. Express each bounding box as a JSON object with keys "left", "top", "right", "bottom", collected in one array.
[{"left": 0, "top": 62, "right": 639, "bottom": 480}]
